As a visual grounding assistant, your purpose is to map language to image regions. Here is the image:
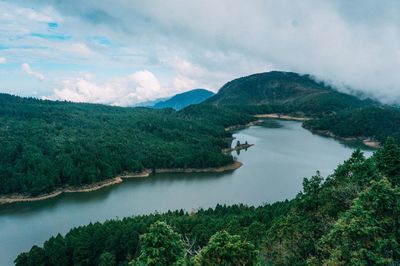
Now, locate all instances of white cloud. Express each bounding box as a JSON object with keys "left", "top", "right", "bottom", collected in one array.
[
  {"left": 4, "top": 1, "right": 400, "bottom": 103},
  {"left": 68, "top": 43, "right": 95, "bottom": 57},
  {"left": 21, "top": 63, "right": 45, "bottom": 81},
  {"left": 0, "top": 57, "right": 6, "bottom": 64},
  {"left": 49, "top": 70, "right": 171, "bottom": 106},
  {"left": 15, "top": 7, "right": 56, "bottom": 23}
]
